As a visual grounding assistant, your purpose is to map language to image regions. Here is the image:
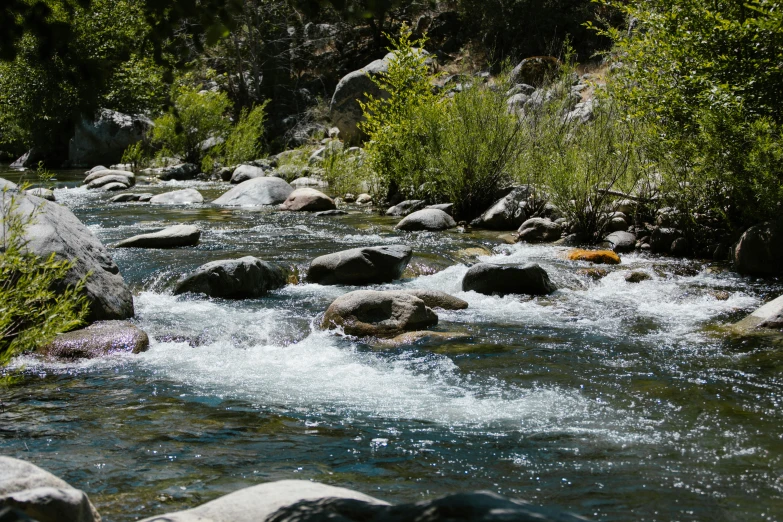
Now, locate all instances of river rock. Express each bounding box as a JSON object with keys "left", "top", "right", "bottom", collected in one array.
[
  {"left": 115, "top": 225, "right": 201, "bottom": 248},
  {"left": 386, "top": 199, "right": 425, "bottom": 217},
  {"left": 471, "top": 187, "right": 530, "bottom": 230},
  {"left": 279, "top": 188, "right": 336, "bottom": 211},
  {"left": 0, "top": 190, "right": 134, "bottom": 322},
  {"left": 0, "top": 456, "right": 101, "bottom": 522},
  {"left": 567, "top": 249, "right": 621, "bottom": 265},
  {"left": 85, "top": 165, "right": 108, "bottom": 175},
  {"left": 625, "top": 271, "right": 652, "bottom": 283},
  {"left": 37, "top": 320, "right": 150, "bottom": 358},
  {"left": 174, "top": 257, "right": 288, "bottom": 298},
  {"left": 734, "top": 294, "right": 783, "bottom": 331},
  {"left": 307, "top": 245, "right": 412, "bottom": 285},
  {"left": 25, "top": 188, "right": 55, "bottom": 201},
  {"left": 322, "top": 290, "right": 438, "bottom": 337},
  {"left": 149, "top": 188, "right": 204, "bottom": 205},
  {"left": 213, "top": 177, "right": 294, "bottom": 207},
  {"left": 425, "top": 203, "right": 454, "bottom": 215},
  {"left": 396, "top": 209, "right": 457, "bottom": 231},
  {"left": 0, "top": 178, "right": 18, "bottom": 190},
  {"left": 517, "top": 218, "right": 562, "bottom": 243},
  {"left": 84, "top": 169, "right": 135, "bottom": 185},
  {"left": 110, "top": 193, "right": 153, "bottom": 203},
  {"left": 68, "top": 108, "right": 152, "bottom": 167},
  {"left": 102, "top": 182, "right": 130, "bottom": 192},
  {"left": 290, "top": 176, "right": 328, "bottom": 188},
  {"left": 604, "top": 230, "right": 636, "bottom": 253},
  {"left": 230, "top": 164, "right": 266, "bottom": 184},
  {"left": 86, "top": 174, "right": 133, "bottom": 190},
  {"left": 732, "top": 221, "right": 783, "bottom": 276},
  {"left": 157, "top": 163, "right": 199, "bottom": 181},
  {"left": 462, "top": 263, "right": 557, "bottom": 296},
  {"left": 356, "top": 193, "right": 372, "bottom": 205},
  {"left": 399, "top": 289, "right": 468, "bottom": 310}
]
